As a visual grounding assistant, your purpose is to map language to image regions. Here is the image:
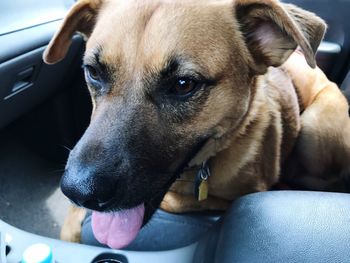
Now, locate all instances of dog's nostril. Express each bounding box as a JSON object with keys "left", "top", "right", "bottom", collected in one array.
[{"left": 82, "top": 199, "right": 112, "bottom": 211}]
